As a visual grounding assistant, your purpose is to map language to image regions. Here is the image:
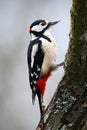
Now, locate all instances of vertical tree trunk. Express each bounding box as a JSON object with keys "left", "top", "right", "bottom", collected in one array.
[{"left": 36, "top": 0, "right": 87, "bottom": 130}]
